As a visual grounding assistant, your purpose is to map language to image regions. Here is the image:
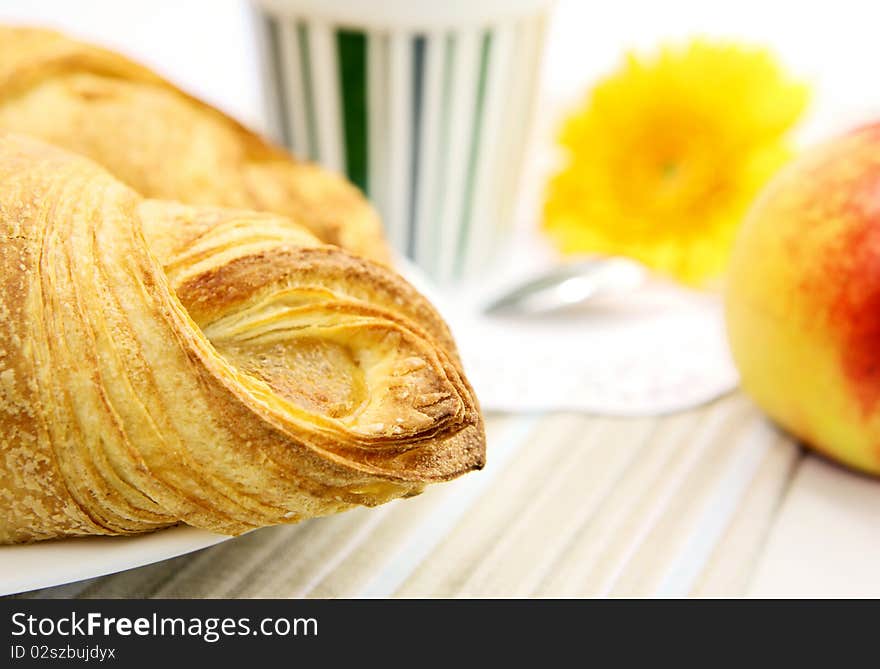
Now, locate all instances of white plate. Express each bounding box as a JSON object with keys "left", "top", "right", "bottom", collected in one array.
[{"left": 0, "top": 527, "right": 231, "bottom": 596}]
